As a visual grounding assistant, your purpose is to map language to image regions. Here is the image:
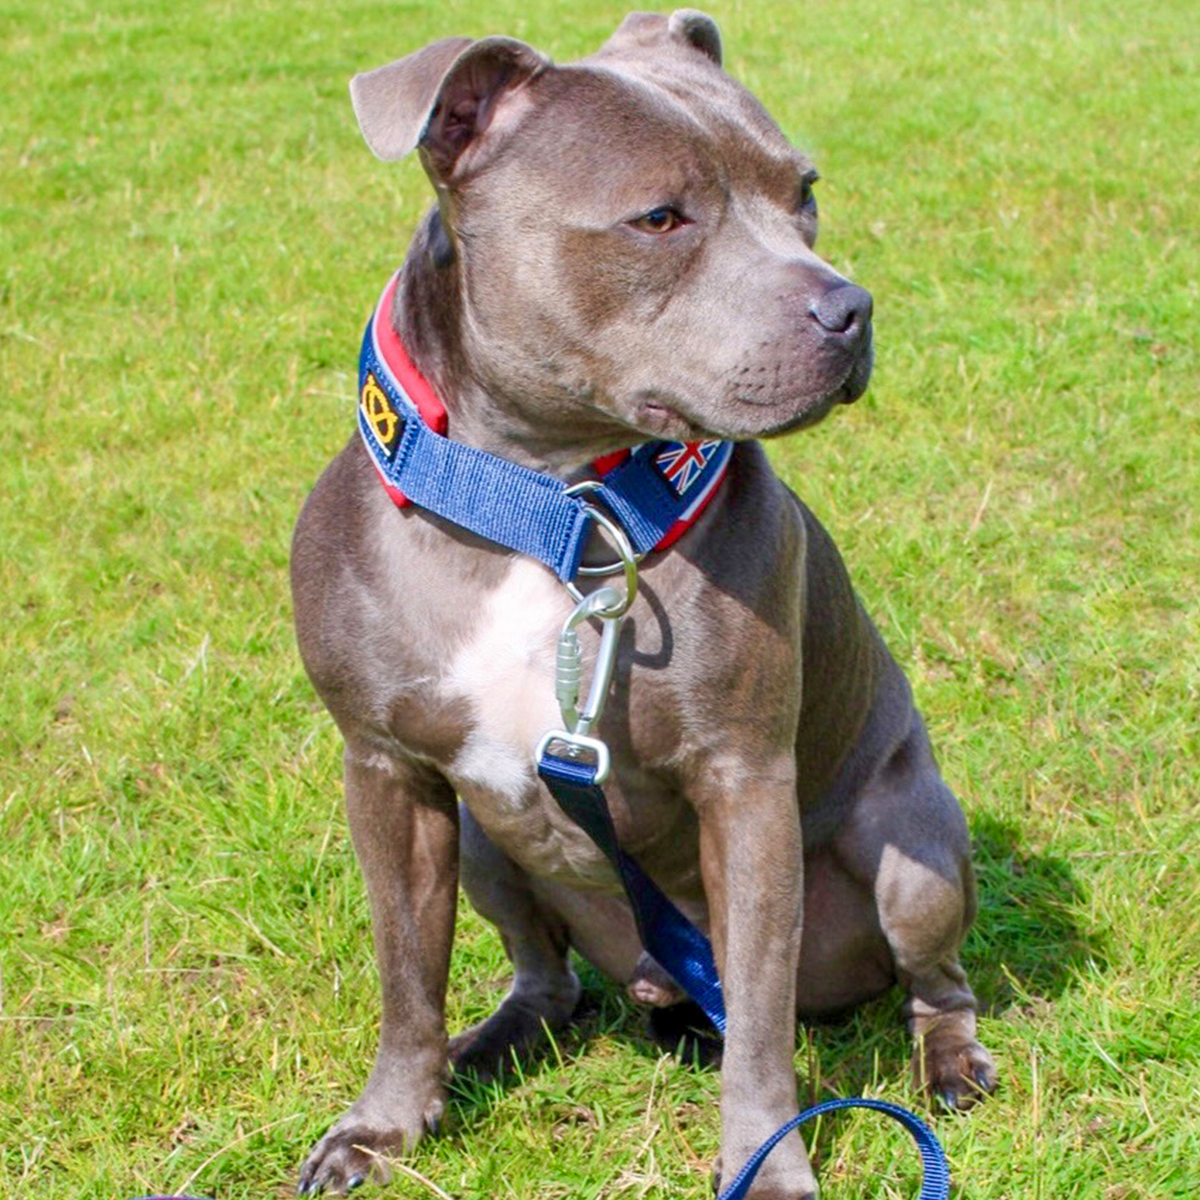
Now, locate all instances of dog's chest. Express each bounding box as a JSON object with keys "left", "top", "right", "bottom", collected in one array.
[{"left": 438, "top": 558, "right": 619, "bottom": 882}]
